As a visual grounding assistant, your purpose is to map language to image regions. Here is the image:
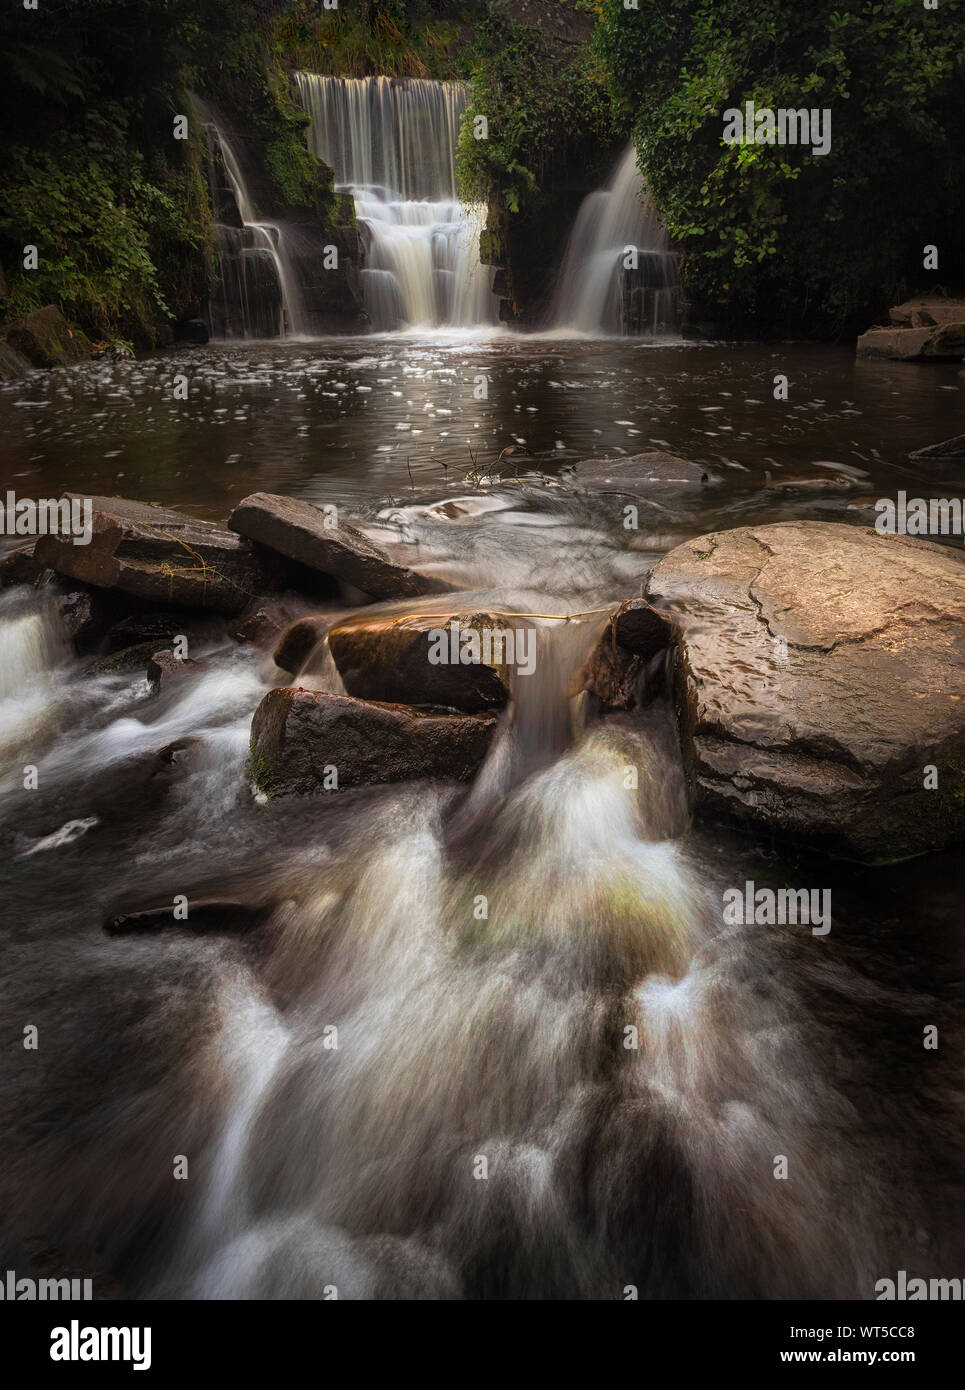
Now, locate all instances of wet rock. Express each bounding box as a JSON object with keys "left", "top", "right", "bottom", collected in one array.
[
  {"left": 0, "top": 340, "right": 33, "bottom": 380},
  {"left": 228, "top": 491, "right": 452, "bottom": 601},
  {"left": 910, "top": 434, "right": 965, "bottom": 463},
  {"left": 611, "top": 597, "right": 675, "bottom": 656},
  {"left": 890, "top": 298, "right": 965, "bottom": 329},
  {"left": 273, "top": 614, "right": 332, "bottom": 674},
  {"left": 52, "top": 585, "right": 117, "bottom": 652},
  {"left": 89, "top": 640, "right": 173, "bottom": 676},
  {"left": 0, "top": 542, "right": 42, "bottom": 587},
  {"left": 570, "top": 451, "right": 713, "bottom": 499},
  {"left": 106, "top": 899, "right": 268, "bottom": 936},
  {"left": 577, "top": 598, "right": 674, "bottom": 710},
  {"left": 105, "top": 608, "right": 223, "bottom": 653},
  {"left": 250, "top": 688, "right": 498, "bottom": 796},
  {"left": 34, "top": 495, "right": 270, "bottom": 614},
  {"left": 765, "top": 474, "right": 859, "bottom": 493},
  {"left": 1, "top": 305, "right": 92, "bottom": 367},
  {"left": 231, "top": 596, "right": 307, "bottom": 648},
  {"left": 146, "top": 649, "right": 205, "bottom": 695},
  {"left": 646, "top": 521, "right": 965, "bottom": 861},
  {"left": 856, "top": 323, "right": 965, "bottom": 361},
  {"left": 156, "top": 737, "right": 200, "bottom": 770},
  {"left": 328, "top": 610, "right": 515, "bottom": 712}
]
